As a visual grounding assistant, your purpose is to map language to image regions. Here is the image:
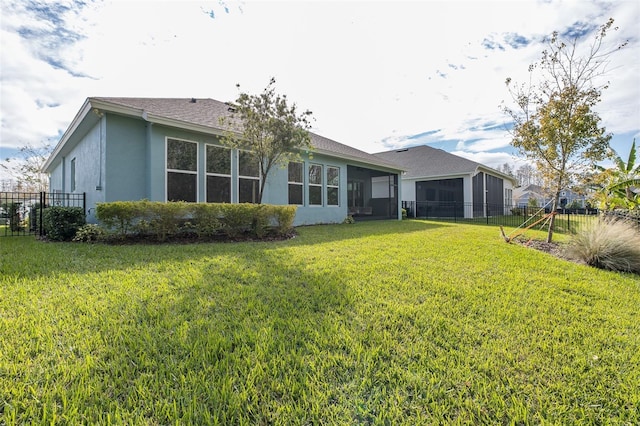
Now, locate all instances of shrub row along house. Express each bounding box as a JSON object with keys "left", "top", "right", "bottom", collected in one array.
[{"left": 43, "top": 97, "right": 515, "bottom": 225}]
